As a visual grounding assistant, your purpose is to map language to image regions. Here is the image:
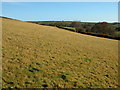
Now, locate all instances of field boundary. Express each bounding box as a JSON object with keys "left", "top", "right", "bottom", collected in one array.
[{"left": 40, "top": 24, "right": 120, "bottom": 40}]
